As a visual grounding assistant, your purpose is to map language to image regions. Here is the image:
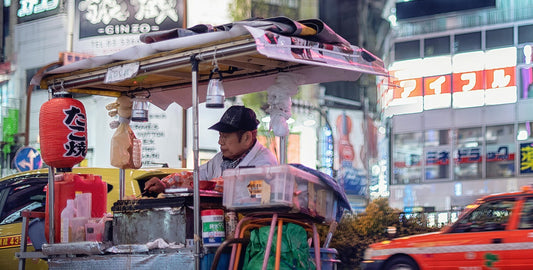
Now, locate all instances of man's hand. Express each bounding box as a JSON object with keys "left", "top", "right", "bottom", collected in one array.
[{"left": 144, "top": 177, "right": 166, "bottom": 195}]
